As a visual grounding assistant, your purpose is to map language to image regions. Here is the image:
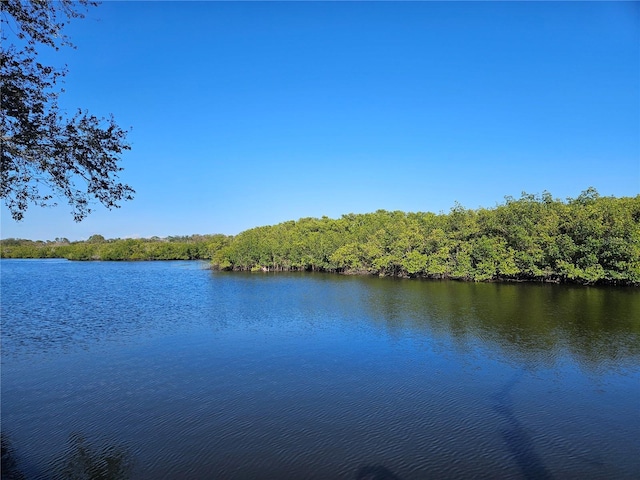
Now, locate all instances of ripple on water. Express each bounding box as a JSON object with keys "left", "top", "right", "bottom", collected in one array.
[{"left": 1, "top": 261, "right": 639, "bottom": 479}]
